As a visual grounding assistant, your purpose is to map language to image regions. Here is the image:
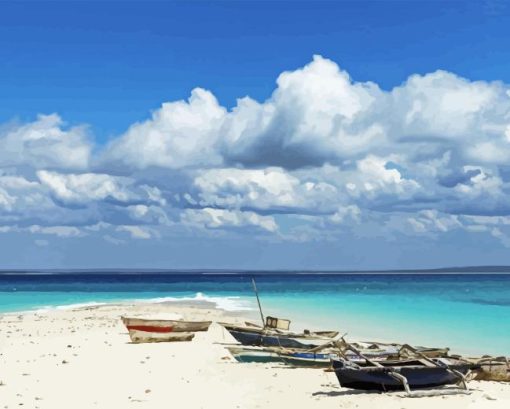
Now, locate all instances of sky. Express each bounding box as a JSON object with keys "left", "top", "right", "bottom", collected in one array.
[{"left": 1, "top": 0, "right": 510, "bottom": 269}]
